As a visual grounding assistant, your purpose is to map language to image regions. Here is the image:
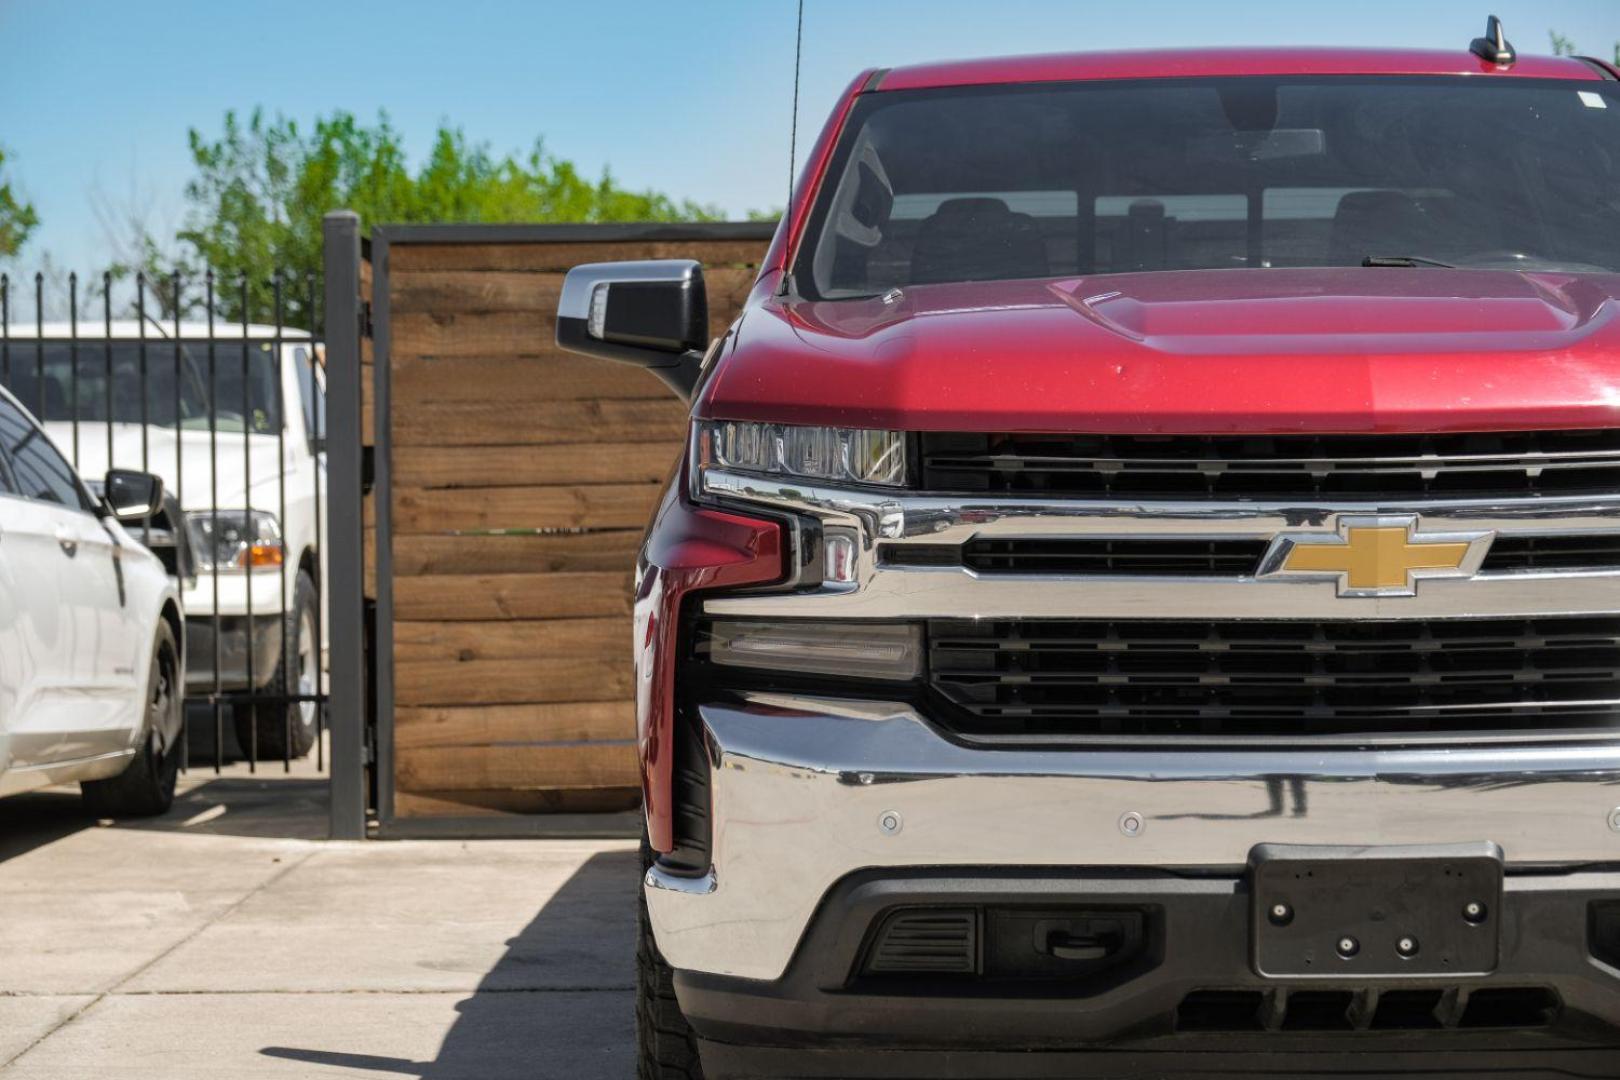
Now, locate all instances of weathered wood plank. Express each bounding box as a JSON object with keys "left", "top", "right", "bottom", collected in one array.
[
  {"left": 395, "top": 700, "right": 633, "bottom": 749},
  {"left": 393, "top": 571, "right": 633, "bottom": 620},
  {"left": 389, "top": 240, "right": 769, "bottom": 273},
  {"left": 392, "top": 787, "right": 639, "bottom": 817},
  {"left": 392, "top": 442, "right": 678, "bottom": 489},
  {"left": 394, "top": 618, "right": 629, "bottom": 663},
  {"left": 397, "top": 743, "right": 640, "bottom": 792},
  {"left": 392, "top": 397, "right": 688, "bottom": 447},
  {"left": 390, "top": 311, "right": 550, "bottom": 360},
  {"left": 391, "top": 271, "right": 562, "bottom": 315},
  {"left": 392, "top": 483, "right": 662, "bottom": 533},
  {"left": 391, "top": 352, "right": 673, "bottom": 403},
  {"left": 395, "top": 656, "right": 632, "bottom": 706},
  {"left": 361, "top": 361, "right": 375, "bottom": 445},
  {"left": 392, "top": 531, "right": 641, "bottom": 576}
]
